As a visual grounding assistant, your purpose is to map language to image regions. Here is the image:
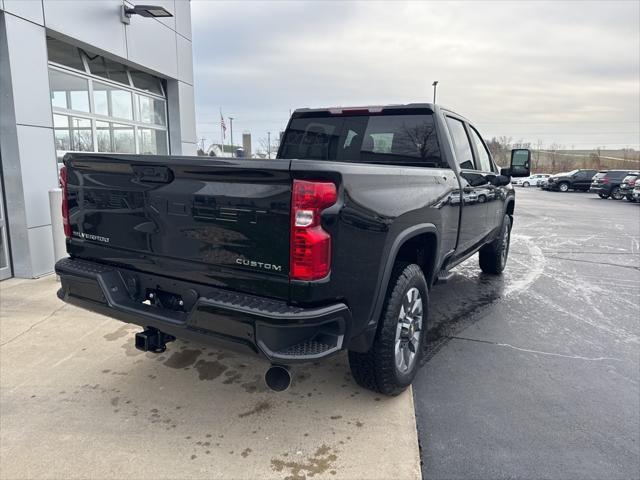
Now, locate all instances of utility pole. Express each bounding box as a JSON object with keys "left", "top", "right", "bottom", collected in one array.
[
  {"left": 432, "top": 80, "right": 439, "bottom": 104},
  {"left": 228, "top": 117, "right": 234, "bottom": 151},
  {"left": 267, "top": 132, "right": 271, "bottom": 159}
]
